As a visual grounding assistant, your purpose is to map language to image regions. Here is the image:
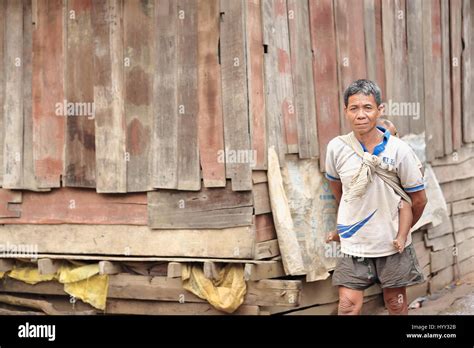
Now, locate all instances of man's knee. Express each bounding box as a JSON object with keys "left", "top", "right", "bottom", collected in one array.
[
  {"left": 384, "top": 292, "right": 407, "bottom": 314},
  {"left": 338, "top": 295, "right": 363, "bottom": 315}
]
